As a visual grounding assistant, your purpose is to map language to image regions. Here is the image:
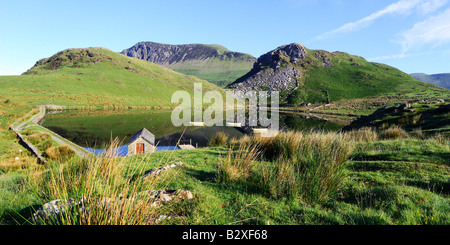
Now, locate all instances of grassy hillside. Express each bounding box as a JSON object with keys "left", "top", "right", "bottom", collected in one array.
[
  {"left": 0, "top": 47, "right": 222, "bottom": 108},
  {"left": 168, "top": 57, "right": 255, "bottom": 87},
  {"left": 229, "top": 44, "right": 449, "bottom": 106},
  {"left": 300, "top": 50, "right": 449, "bottom": 102}
]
